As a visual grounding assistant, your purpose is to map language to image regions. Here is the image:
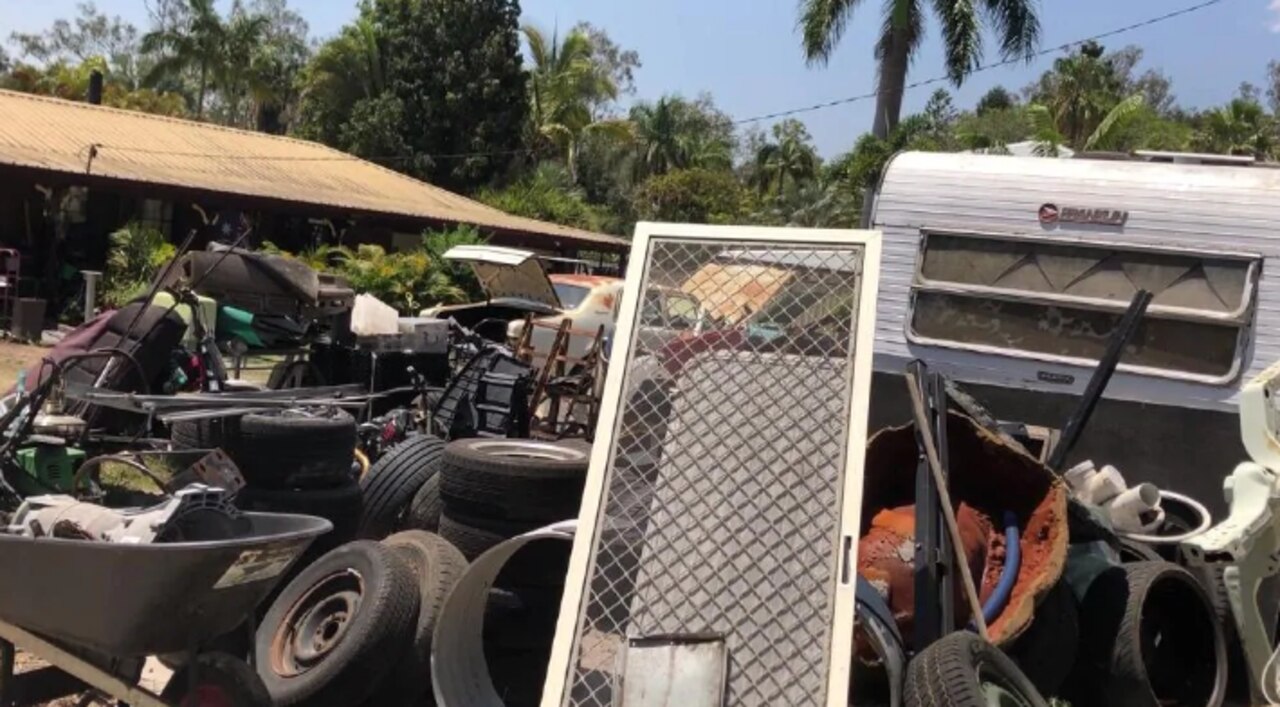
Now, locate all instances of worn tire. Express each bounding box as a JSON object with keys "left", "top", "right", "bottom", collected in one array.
[
  {"left": 405, "top": 473, "right": 443, "bottom": 532},
  {"left": 255, "top": 541, "right": 420, "bottom": 707},
  {"left": 441, "top": 438, "right": 590, "bottom": 522},
  {"left": 358, "top": 434, "right": 446, "bottom": 539},
  {"left": 162, "top": 651, "right": 271, "bottom": 706},
  {"left": 437, "top": 511, "right": 569, "bottom": 587},
  {"left": 1007, "top": 580, "right": 1079, "bottom": 697},
  {"left": 171, "top": 415, "right": 242, "bottom": 451},
  {"left": 238, "top": 480, "right": 363, "bottom": 549},
  {"left": 237, "top": 408, "right": 356, "bottom": 489},
  {"left": 370, "top": 531, "right": 468, "bottom": 706},
  {"left": 905, "top": 631, "right": 1048, "bottom": 707},
  {"left": 1071, "top": 561, "right": 1227, "bottom": 707}
]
